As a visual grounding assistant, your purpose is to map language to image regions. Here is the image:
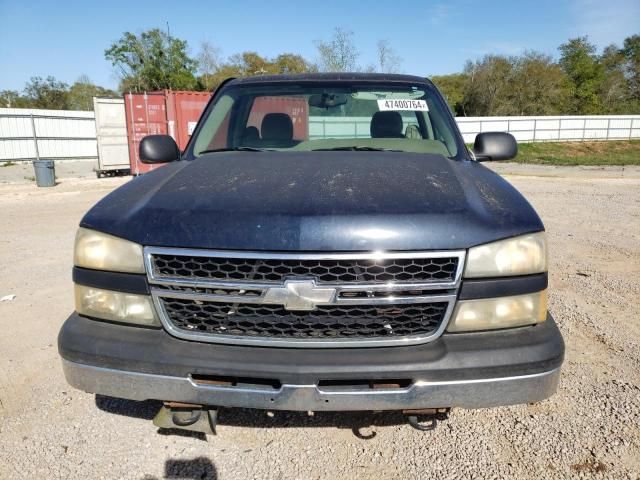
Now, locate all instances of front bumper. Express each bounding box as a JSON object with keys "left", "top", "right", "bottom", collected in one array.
[{"left": 59, "top": 313, "right": 564, "bottom": 411}]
